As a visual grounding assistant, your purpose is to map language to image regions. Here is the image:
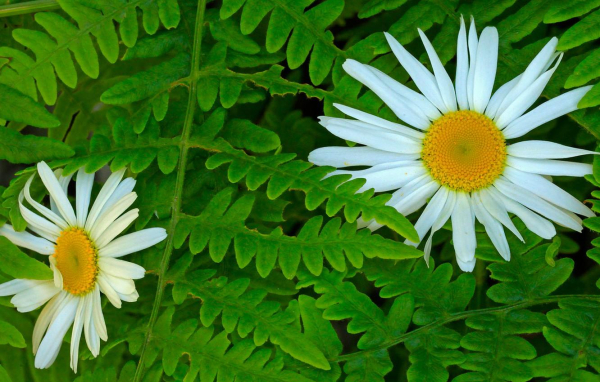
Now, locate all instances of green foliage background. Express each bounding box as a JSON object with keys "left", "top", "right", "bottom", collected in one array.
[{"left": 1, "top": 0, "right": 600, "bottom": 380}]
